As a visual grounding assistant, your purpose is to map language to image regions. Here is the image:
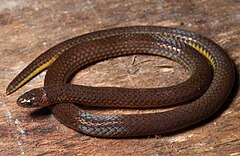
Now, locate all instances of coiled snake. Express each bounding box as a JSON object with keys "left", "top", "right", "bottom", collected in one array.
[{"left": 7, "top": 26, "right": 234, "bottom": 137}]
